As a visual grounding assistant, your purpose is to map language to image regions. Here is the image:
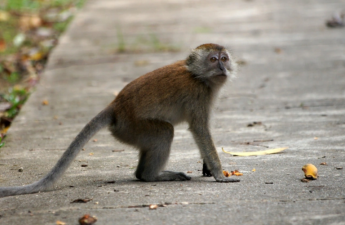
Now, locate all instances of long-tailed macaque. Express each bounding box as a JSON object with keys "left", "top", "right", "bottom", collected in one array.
[{"left": 0, "top": 43, "right": 239, "bottom": 197}]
